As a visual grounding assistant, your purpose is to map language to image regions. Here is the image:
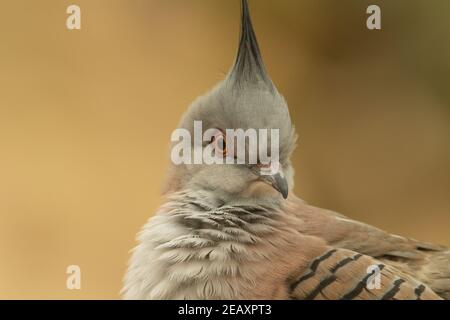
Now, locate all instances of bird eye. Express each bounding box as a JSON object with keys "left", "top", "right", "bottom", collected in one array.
[{"left": 212, "top": 132, "right": 227, "bottom": 157}]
